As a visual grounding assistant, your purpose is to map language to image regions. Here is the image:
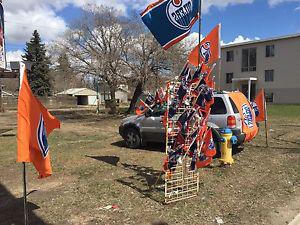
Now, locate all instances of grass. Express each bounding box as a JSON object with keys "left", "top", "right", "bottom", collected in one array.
[
  {"left": 267, "top": 104, "right": 300, "bottom": 119},
  {"left": 0, "top": 106, "right": 299, "bottom": 225}
]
